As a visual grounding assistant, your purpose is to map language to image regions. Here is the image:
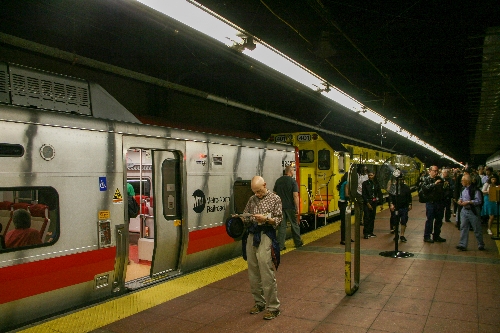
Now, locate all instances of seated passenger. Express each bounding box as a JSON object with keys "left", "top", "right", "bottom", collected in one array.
[{"left": 5, "top": 209, "right": 42, "bottom": 248}]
